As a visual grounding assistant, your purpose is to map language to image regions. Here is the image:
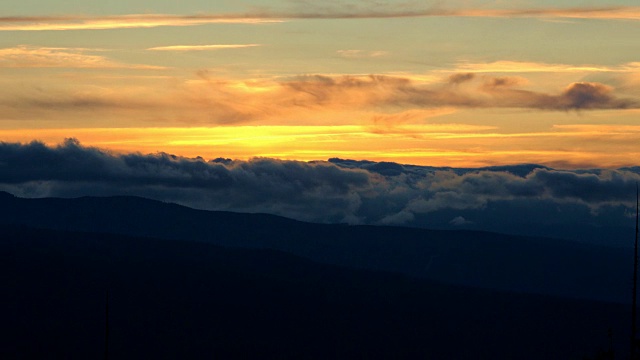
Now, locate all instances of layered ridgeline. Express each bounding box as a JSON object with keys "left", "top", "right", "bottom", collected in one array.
[
  {"left": 0, "top": 191, "right": 632, "bottom": 303},
  {"left": 3, "top": 225, "right": 629, "bottom": 359}
]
